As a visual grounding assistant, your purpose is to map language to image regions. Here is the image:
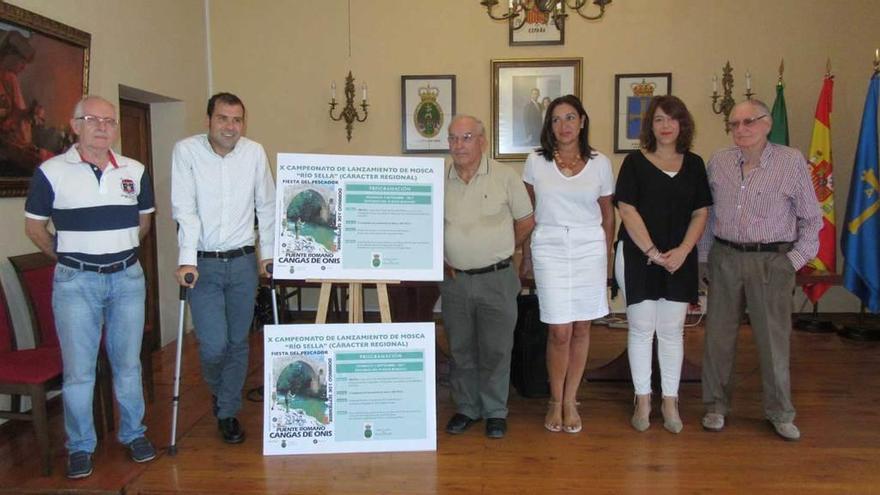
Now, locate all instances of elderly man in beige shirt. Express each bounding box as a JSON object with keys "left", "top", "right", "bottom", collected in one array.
[{"left": 441, "top": 115, "right": 534, "bottom": 439}]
